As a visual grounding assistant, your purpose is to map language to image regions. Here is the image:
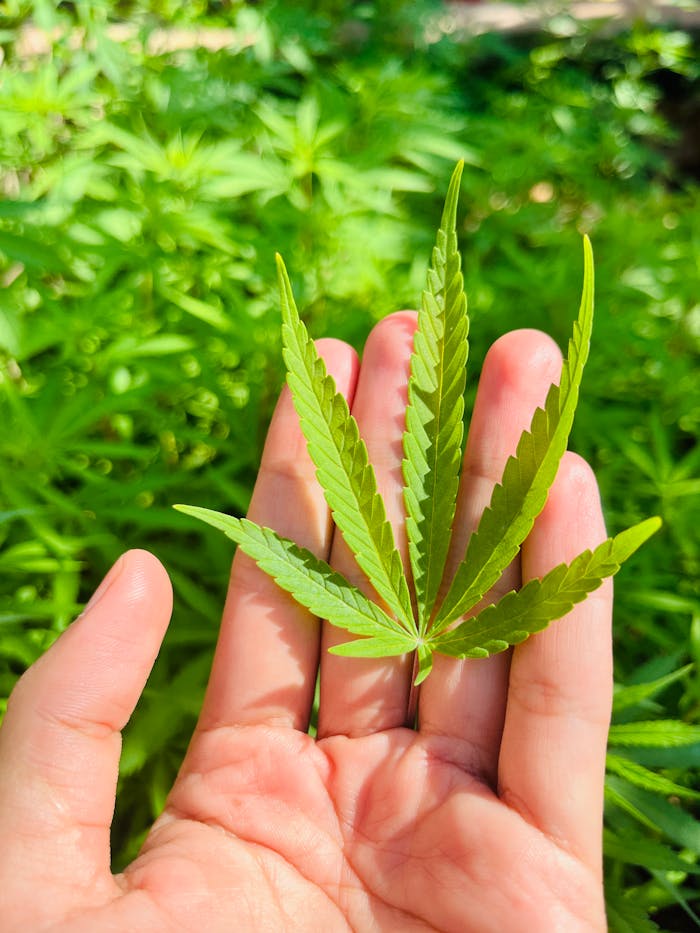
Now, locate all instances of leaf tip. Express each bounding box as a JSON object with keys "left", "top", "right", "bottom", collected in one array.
[
  {"left": 642, "top": 515, "right": 663, "bottom": 537},
  {"left": 441, "top": 160, "right": 464, "bottom": 228},
  {"left": 275, "top": 252, "right": 288, "bottom": 287},
  {"left": 276, "top": 253, "right": 299, "bottom": 328},
  {"left": 413, "top": 662, "right": 432, "bottom": 686},
  {"left": 630, "top": 514, "right": 663, "bottom": 542},
  {"left": 613, "top": 515, "right": 663, "bottom": 564}
]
